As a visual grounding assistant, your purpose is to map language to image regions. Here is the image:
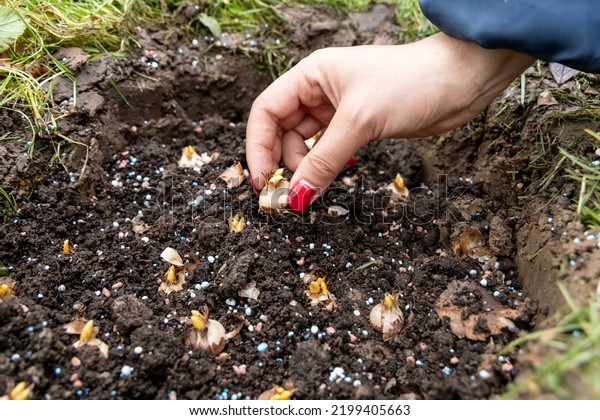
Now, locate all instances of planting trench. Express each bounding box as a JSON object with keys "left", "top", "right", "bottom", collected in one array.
[{"left": 1, "top": 6, "right": 599, "bottom": 400}]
